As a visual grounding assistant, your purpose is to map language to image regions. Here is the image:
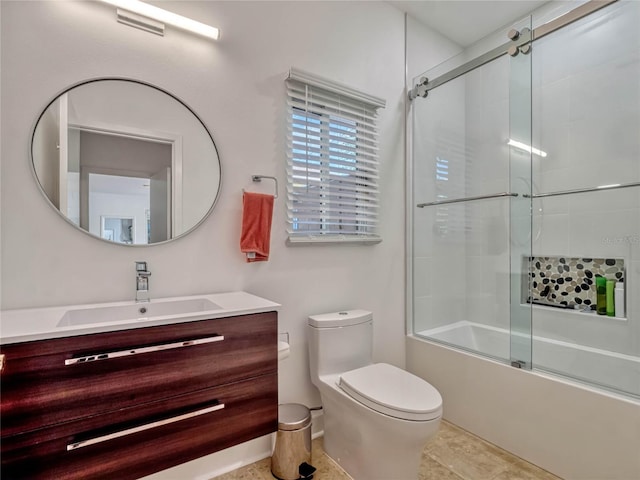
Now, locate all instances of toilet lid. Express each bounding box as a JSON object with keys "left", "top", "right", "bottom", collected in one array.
[{"left": 338, "top": 363, "right": 442, "bottom": 421}]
